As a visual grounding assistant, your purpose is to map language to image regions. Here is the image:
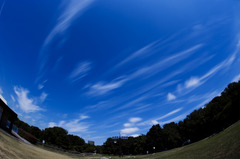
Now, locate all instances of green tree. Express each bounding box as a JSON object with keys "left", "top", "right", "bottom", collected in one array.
[
  {"left": 163, "top": 122, "right": 182, "bottom": 149},
  {"left": 43, "top": 127, "right": 68, "bottom": 147},
  {"left": 146, "top": 124, "right": 164, "bottom": 152}
]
